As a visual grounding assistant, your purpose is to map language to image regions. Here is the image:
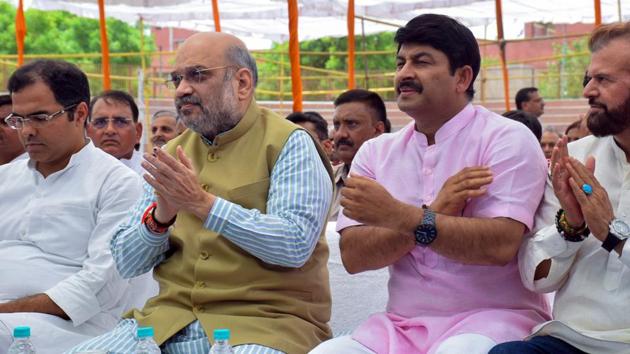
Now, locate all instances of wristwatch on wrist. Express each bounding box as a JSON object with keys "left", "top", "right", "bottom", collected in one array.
[
  {"left": 414, "top": 205, "right": 437, "bottom": 246},
  {"left": 602, "top": 218, "right": 630, "bottom": 252}
]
